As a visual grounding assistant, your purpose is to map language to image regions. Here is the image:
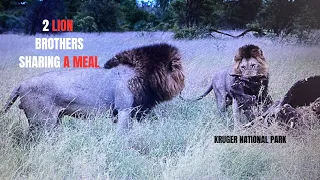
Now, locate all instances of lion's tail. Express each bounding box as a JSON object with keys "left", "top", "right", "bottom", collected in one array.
[
  {"left": 1, "top": 86, "right": 20, "bottom": 116},
  {"left": 179, "top": 85, "right": 213, "bottom": 102}
]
